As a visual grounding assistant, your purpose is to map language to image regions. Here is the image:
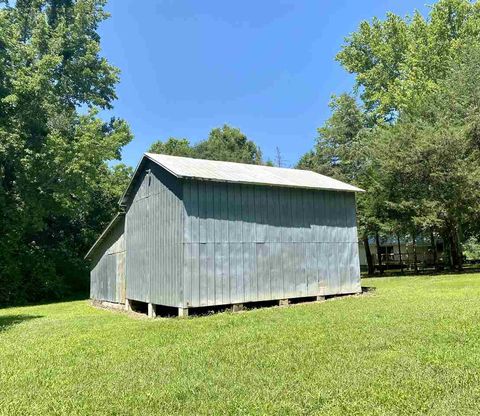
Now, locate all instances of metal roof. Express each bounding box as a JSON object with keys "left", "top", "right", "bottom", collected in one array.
[
  {"left": 143, "top": 153, "right": 364, "bottom": 192},
  {"left": 84, "top": 212, "right": 124, "bottom": 260}
]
